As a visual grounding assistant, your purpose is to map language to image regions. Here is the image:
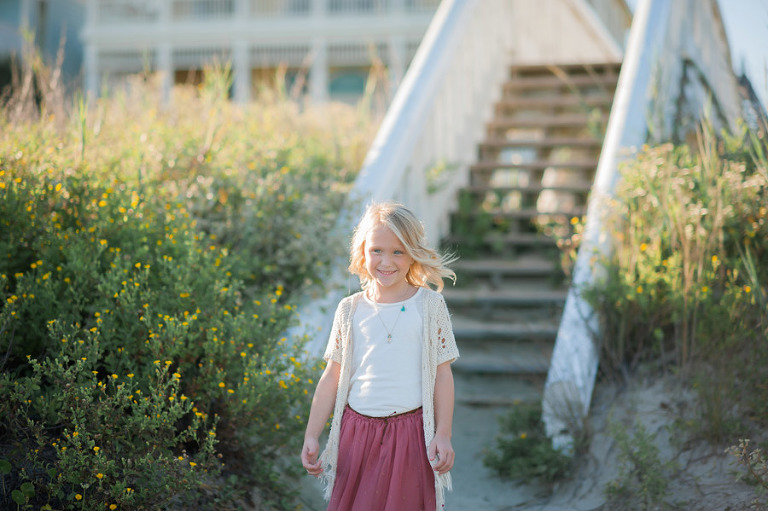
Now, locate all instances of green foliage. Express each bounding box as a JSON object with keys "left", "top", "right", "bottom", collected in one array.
[
  {"left": 448, "top": 189, "right": 500, "bottom": 257},
  {"left": 0, "top": 66, "right": 374, "bottom": 510},
  {"left": 581, "top": 122, "right": 768, "bottom": 441},
  {"left": 484, "top": 402, "right": 572, "bottom": 483},
  {"left": 725, "top": 438, "right": 768, "bottom": 506},
  {"left": 605, "top": 420, "right": 677, "bottom": 511},
  {"left": 425, "top": 160, "right": 459, "bottom": 194}
]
